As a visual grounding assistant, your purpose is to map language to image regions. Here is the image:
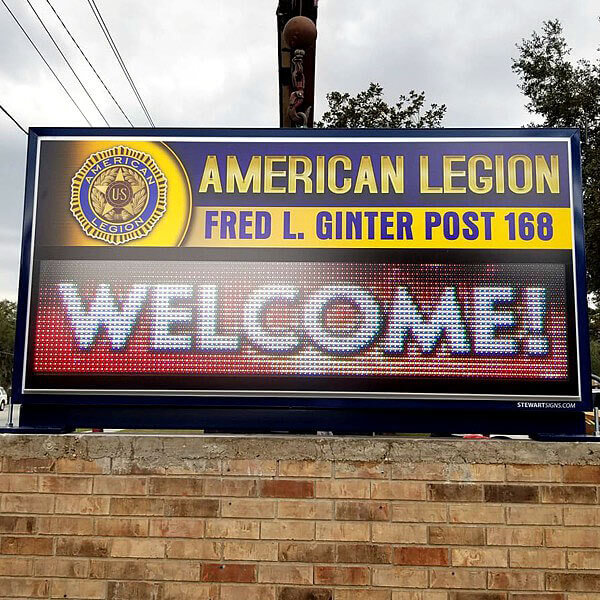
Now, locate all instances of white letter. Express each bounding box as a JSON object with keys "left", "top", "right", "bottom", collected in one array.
[
  {"left": 58, "top": 283, "right": 147, "bottom": 350},
  {"left": 384, "top": 286, "right": 470, "bottom": 354},
  {"left": 197, "top": 285, "right": 240, "bottom": 351},
  {"left": 304, "top": 285, "right": 381, "bottom": 354},
  {"left": 473, "top": 287, "right": 518, "bottom": 355},
  {"left": 243, "top": 285, "right": 300, "bottom": 352},
  {"left": 151, "top": 284, "right": 193, "bottom": 351}
]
